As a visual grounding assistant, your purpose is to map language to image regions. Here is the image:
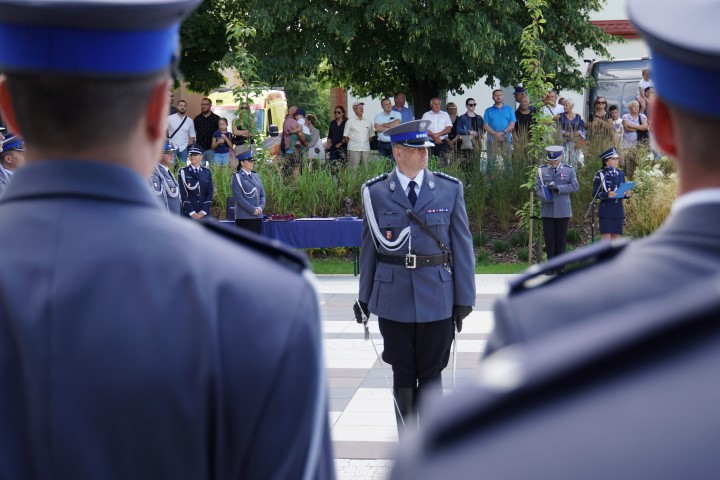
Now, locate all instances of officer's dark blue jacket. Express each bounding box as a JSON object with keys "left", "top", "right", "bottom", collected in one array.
[
  {"left": 179, "top": 165, "right": 213, "bottom": 216},
  {"left": 593, "top": 167, "right": 627, "bottom": 219}
]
